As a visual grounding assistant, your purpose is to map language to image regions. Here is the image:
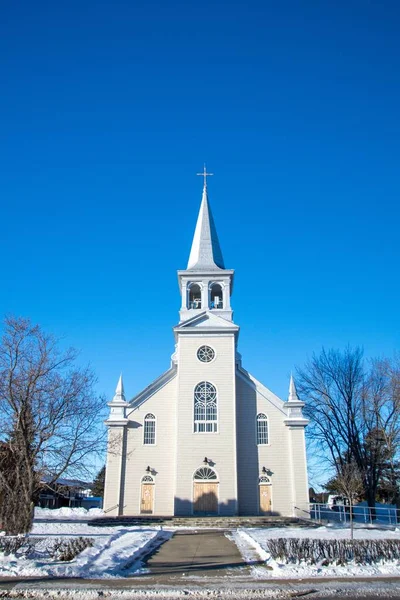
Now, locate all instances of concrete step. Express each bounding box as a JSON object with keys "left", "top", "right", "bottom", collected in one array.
[{"left": 89, "top": 515, "right": 312, "bottom": 528}]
